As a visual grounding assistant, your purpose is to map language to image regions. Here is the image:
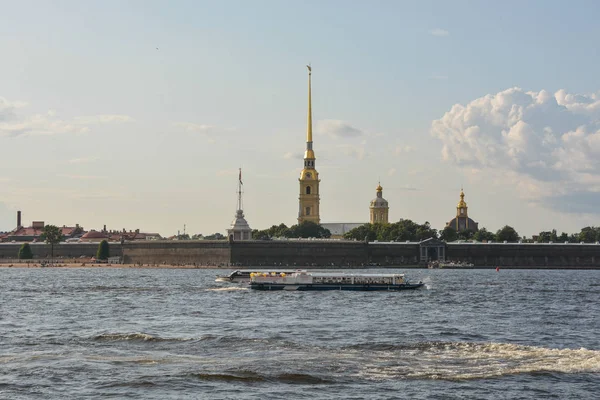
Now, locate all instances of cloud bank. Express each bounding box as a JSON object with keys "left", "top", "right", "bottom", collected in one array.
[
  {"left": 431, "top": 87, "right": 600, "bottom": 213},
  {"left": 316, "top": 119, "right": 364, "bottom": 138},
  {"left": 429, "top": 28, "right": 449, "bottom": 37},
  {"left": 0, "top": 96, "right": 133, "bottom": 137}
]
